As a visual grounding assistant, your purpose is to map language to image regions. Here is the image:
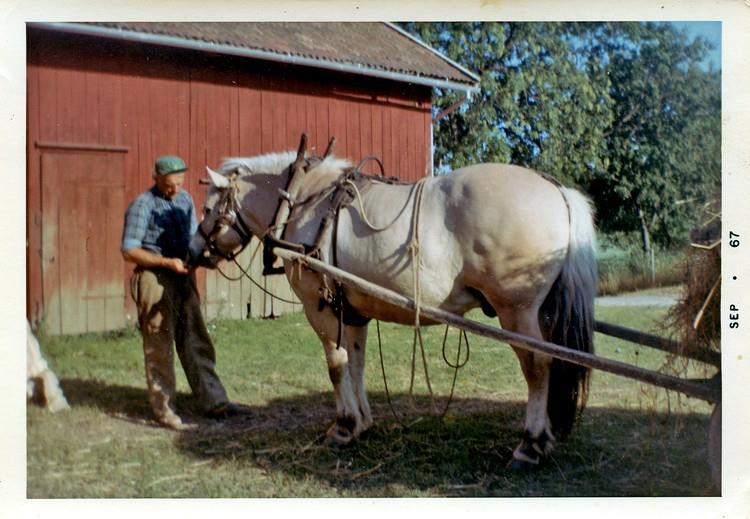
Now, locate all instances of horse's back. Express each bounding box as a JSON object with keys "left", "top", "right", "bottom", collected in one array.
[
  {"left": 437, "top": 163, "right": 569, "bottom": 236},
  {"left": 333, "top": 163, "right": 573, "bottom": 318},
  {"left": 427, "top": 164, "right": 570, "bottom": 292}
]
